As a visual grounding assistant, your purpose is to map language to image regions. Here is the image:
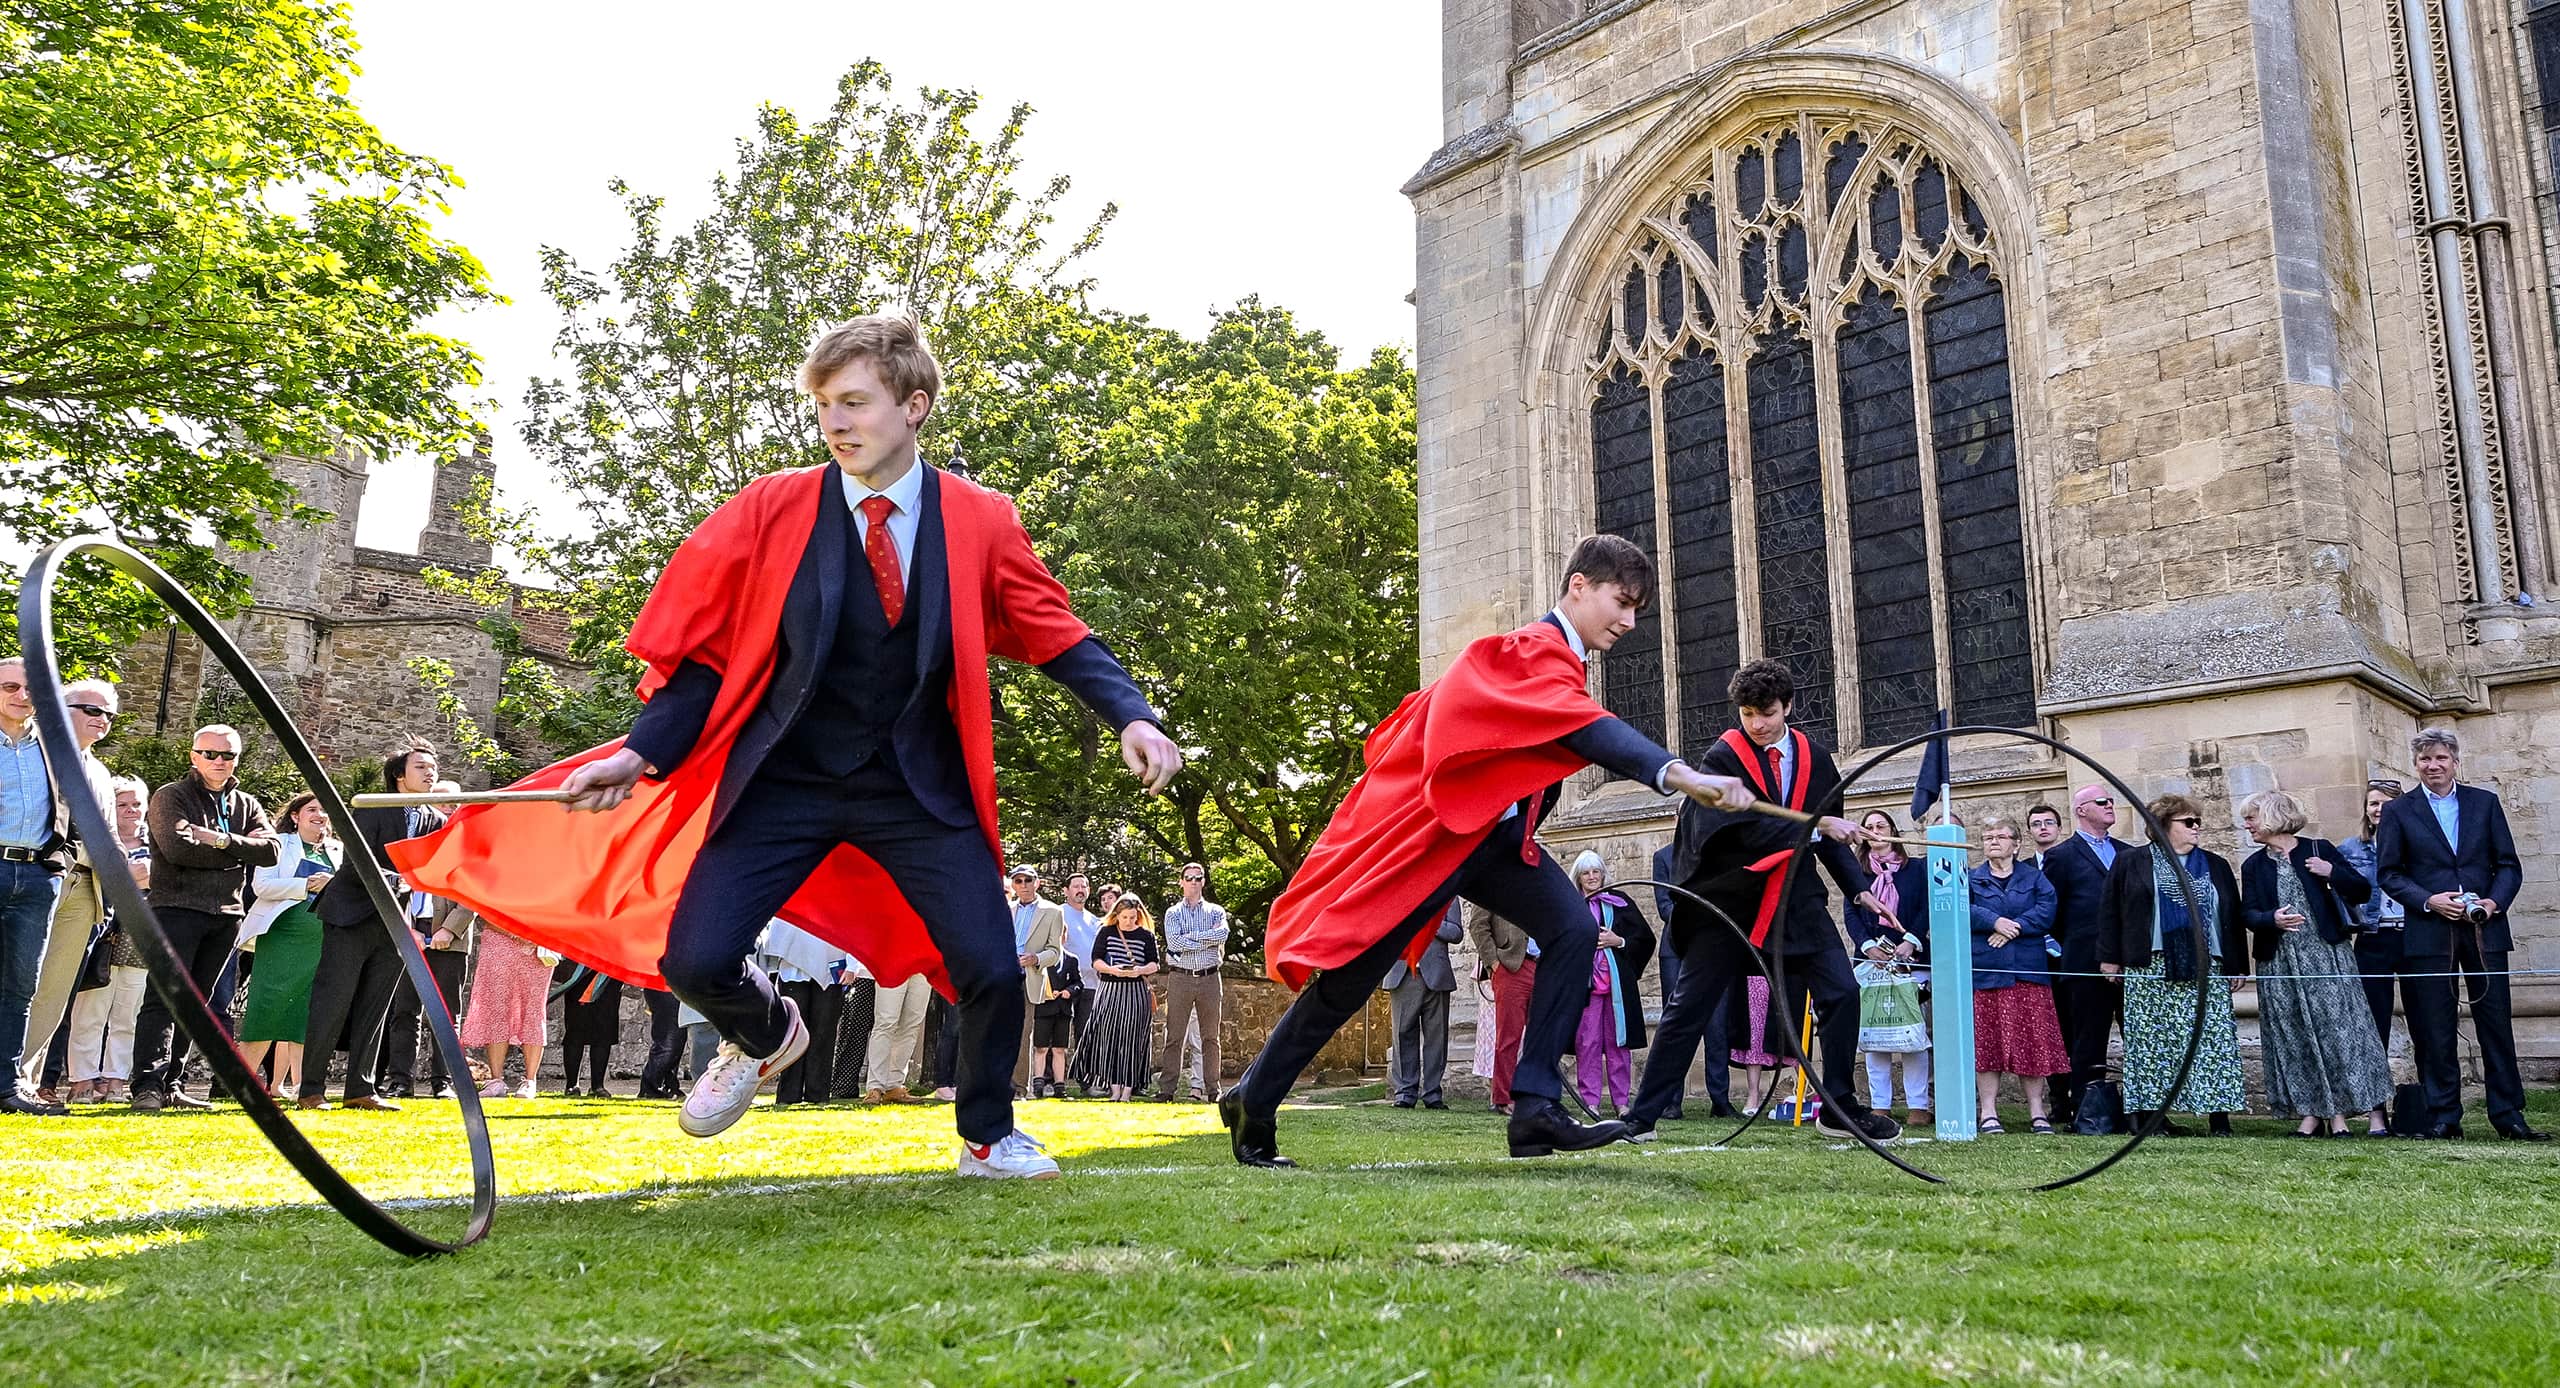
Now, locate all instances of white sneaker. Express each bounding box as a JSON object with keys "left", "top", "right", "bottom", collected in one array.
[
  {"left": 678, "top": 997, "right": 806, "bottom": 1138},
  {"left": 513, "top": 1082, "right": 537, "bottom": 1101},
  {"left": 957, "top": 1127, "right": 1061, "bottom": 1180}
]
